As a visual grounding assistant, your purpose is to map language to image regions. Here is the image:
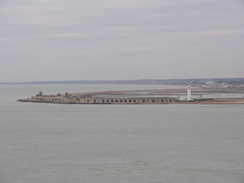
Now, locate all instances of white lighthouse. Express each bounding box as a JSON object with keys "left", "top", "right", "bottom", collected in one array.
[{"left": 187, "top": 86, "right": 192, "bottom": 101}]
